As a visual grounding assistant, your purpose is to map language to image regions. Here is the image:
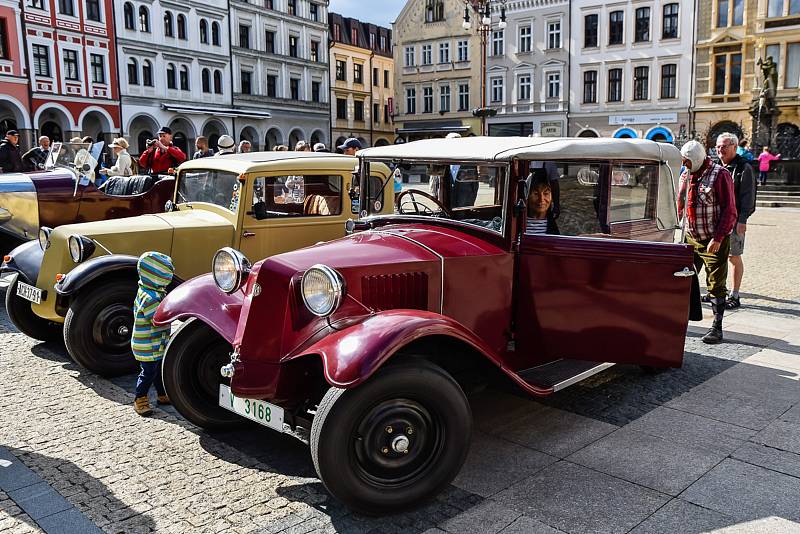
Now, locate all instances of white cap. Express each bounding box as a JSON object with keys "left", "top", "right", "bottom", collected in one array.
[
  {"left": 446, "top": 132, "right": 462, "bottom": 139},
  {"left": 680, "top": 140, "right": 706, "bottom": 173},
  {"left": 217, "top": 135, "right": 235, "bottom": 150}
]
